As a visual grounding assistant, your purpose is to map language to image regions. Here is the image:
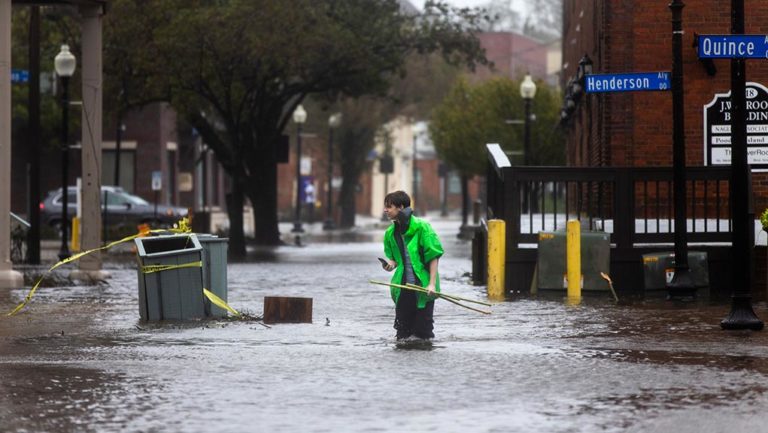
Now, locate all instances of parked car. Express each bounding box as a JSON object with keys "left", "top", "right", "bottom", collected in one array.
[{"left": 40, "top": 185, "right": 188, "bottom": 230}]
